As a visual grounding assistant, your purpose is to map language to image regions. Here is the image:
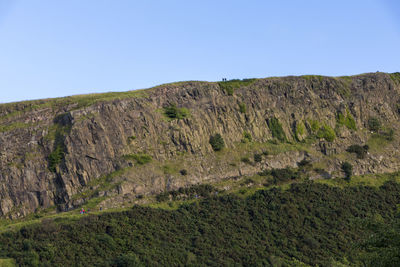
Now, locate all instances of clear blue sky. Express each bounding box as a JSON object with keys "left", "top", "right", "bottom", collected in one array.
[{"left": 0, "top": 0, "right": 399, "bottom": 103}]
